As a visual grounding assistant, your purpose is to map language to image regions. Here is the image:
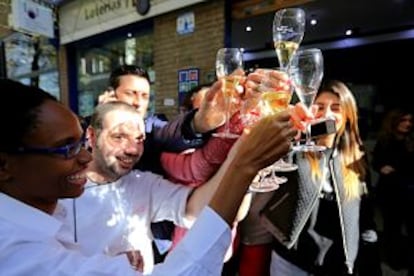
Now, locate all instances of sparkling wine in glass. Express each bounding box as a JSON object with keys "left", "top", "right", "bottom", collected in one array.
[
  {"left": 273, "top": 8, "right": 306, "bottom": 71},
  {"left": 249, "top": 69, "right": 291, "bottom": 193},
  {"left": 272, "top": 8, "right": 305, "bottom": 171},
  {"left": 290, "top": 48, "right": 325, "bottom": 152},
  {"left": 213, "top": 48, "right": 243, "bottom": 139}
]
